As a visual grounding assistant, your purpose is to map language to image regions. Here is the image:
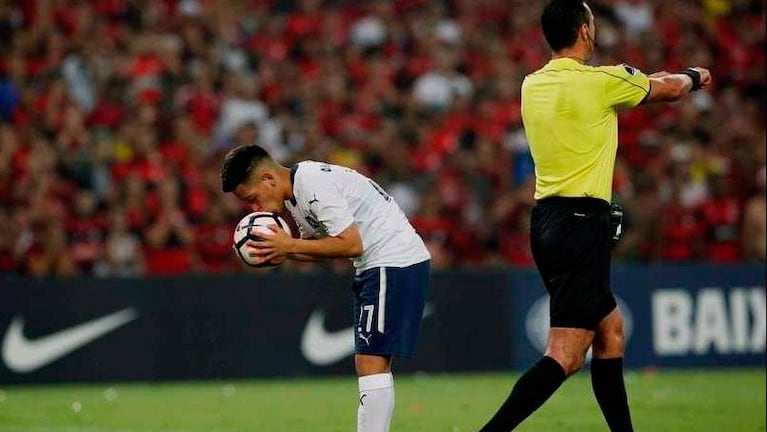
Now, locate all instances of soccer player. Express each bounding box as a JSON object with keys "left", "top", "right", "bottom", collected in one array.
[
  {"left": 219, "top": 145, "right": 431, "bottom": 432},
  {"left": 478, "top": 1, "right": 711, "bottom": 431}
]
